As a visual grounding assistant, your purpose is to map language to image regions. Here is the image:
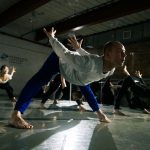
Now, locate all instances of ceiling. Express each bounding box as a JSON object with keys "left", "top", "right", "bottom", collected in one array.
[{"left": 0, "top": 0, "right": 150, "bottom": 46}]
